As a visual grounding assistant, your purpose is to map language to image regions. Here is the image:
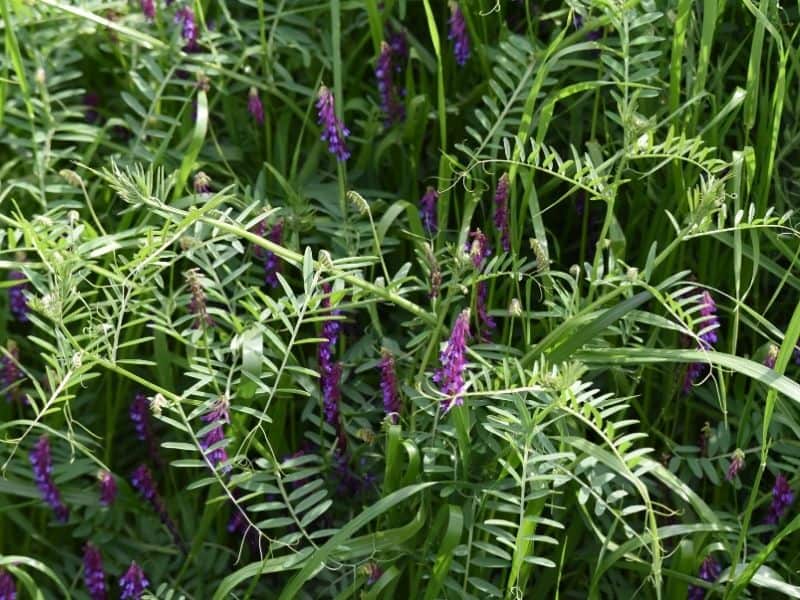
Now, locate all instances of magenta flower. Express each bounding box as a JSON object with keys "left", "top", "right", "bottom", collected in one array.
[
  {"left": 765, "top": 473, "right": 794, "bottom": 525},
  {"left": 317, "top": 86, "right": 351, "bottom": 161},
  {"left": 83, "top": 543, "right": 107, "bottom": 600},
  {"left": 493, "top": 173, "right": 510, "bottom": 252},
  {"left": 448, "top": 2, "right": 470, "bottom": 66},
  {"left": 248, "top": 87, "right": 264, "bottom": 124},
  {"left": 98, "top": 470, "right": 117, "bottom": 506},
  {"left": 119, "top": 562, "right": 149, "bottom": 600},
  {"left": 140, "top": 0, "right": 155, "bottom": 21},
  {"left": 200, "top": 397, "right": 230, "bottom": 471},
  {"left": 688, "top": 556, "right": 721, "bottom": 600},
  {"left": 29, "top": 436, "right": 69, "bottom": 522},
  {"left": 420, "top": 187, "right": 438, "bottom": 234},
  {"left": 375, "top": 41, "right": 405, "bottom": 125},
  {"left": 174, "top": 6, "right": 199, "bottom": 52},
  {"left": 726, "top": 449, "right": 745, "bottom": 482},
  {"left": 433, "top": 309, "right": 471, "bottom": 412},
  {"left": 8, "top": 271, "right": 29, "bottom": 323},
  {"left": 380, "top": 349, "right": 401, "bottom": 423},
  {"left": 0, "top": 569, "right": 15, "bottom": 600}
]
